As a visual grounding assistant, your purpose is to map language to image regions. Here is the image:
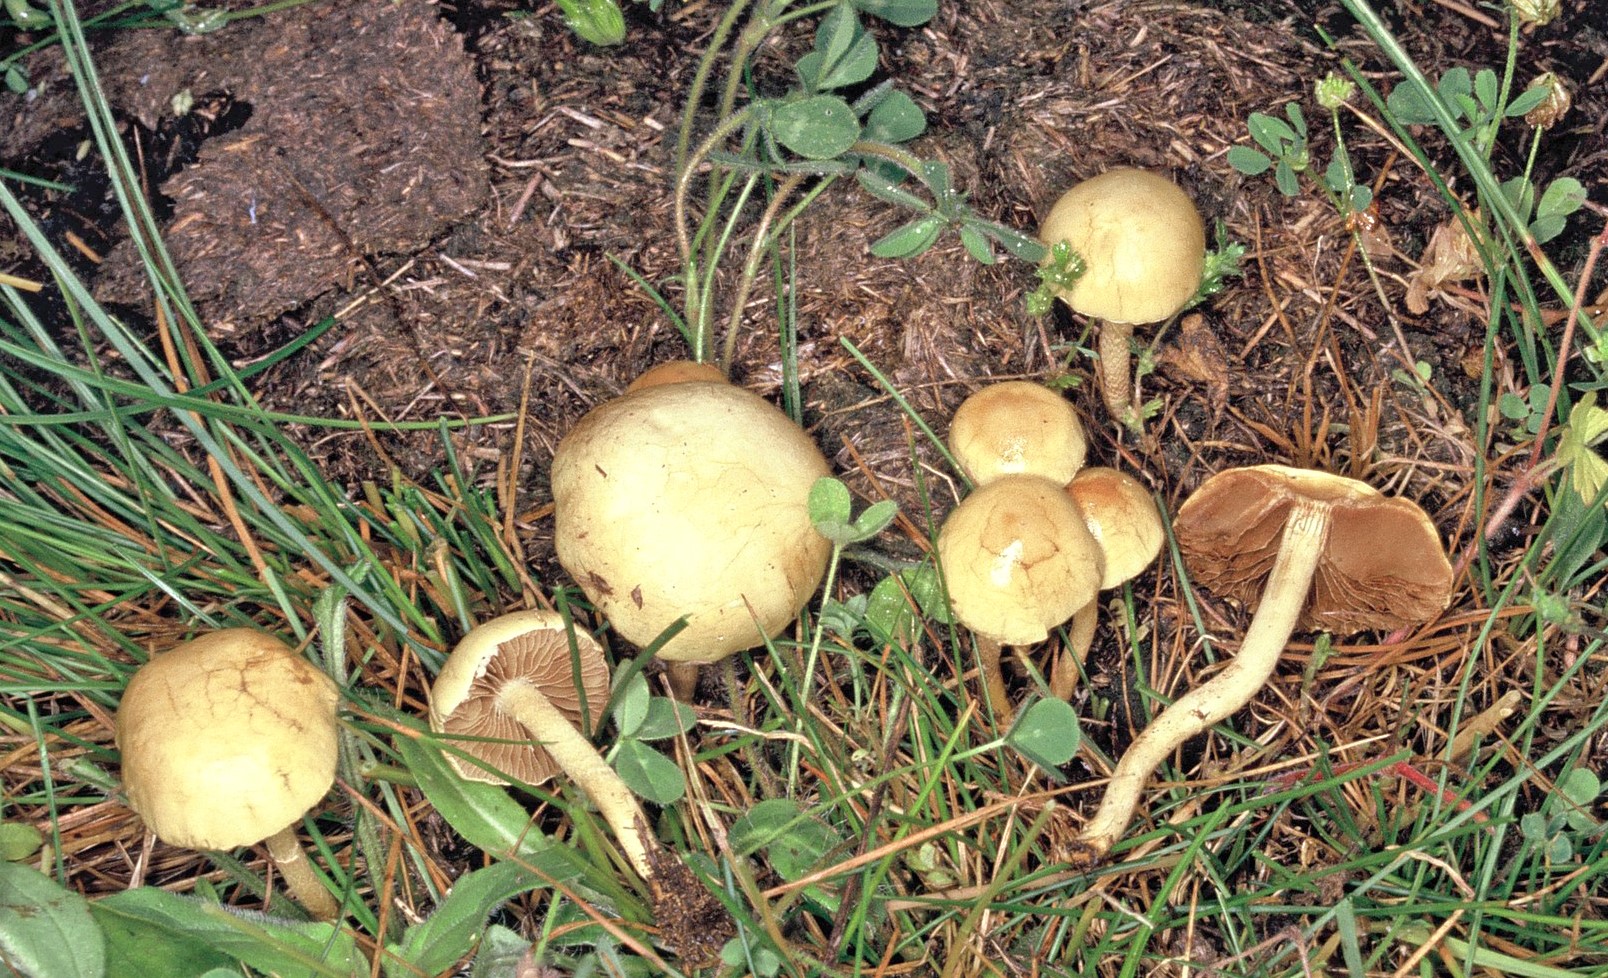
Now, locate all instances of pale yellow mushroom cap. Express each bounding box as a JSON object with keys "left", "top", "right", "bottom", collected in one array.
[
  {"left": 552, "top": 378, "right": 833, "bottom": 664},
  {"left": 1066, "top": 467, "right": 1165, "bottom": 589},
  {"left": 948, "top": 381, "right": 1087, "bottom": 487},
  {"left": 430, "top": 610, "right": 613, "bottom": 785},
  {"left": 115, "top": 629, "right": 339, "bottom": 851},
  {"left": 937, "top": 475, "right": 1106, "bottom": 646},
  {"left": 1039, "top": 168, "right": 1206, "bottom": 325}
]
